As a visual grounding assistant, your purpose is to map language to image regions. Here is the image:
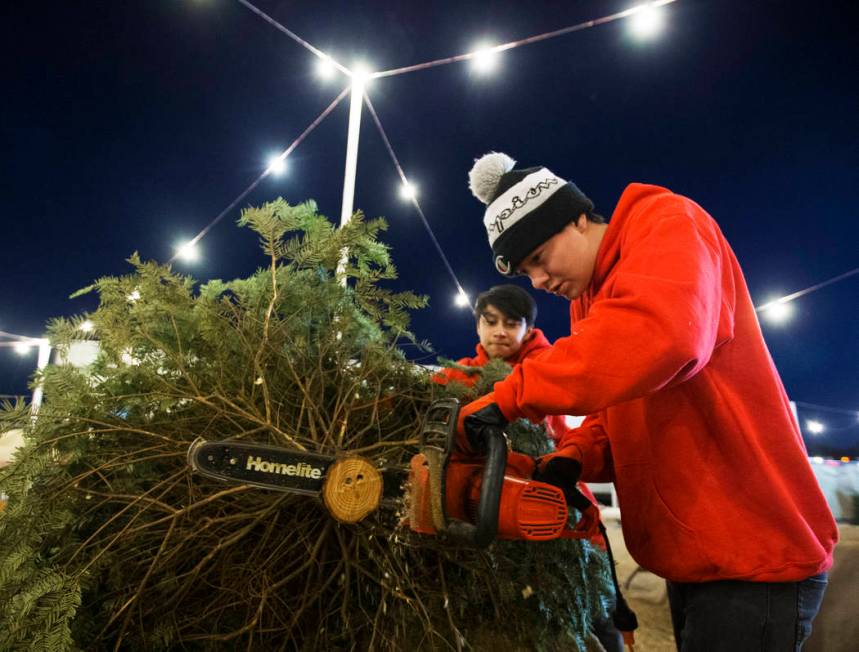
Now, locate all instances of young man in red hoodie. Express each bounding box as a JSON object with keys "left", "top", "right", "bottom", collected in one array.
[{"left": 459, "top": 152, "right": 837, "bottom": 650}]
